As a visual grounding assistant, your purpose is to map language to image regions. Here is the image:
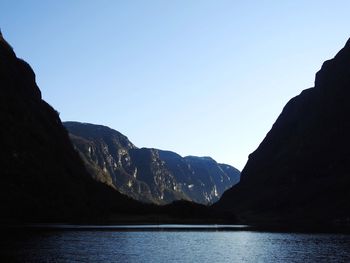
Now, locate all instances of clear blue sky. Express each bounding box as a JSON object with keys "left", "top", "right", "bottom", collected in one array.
[{"left": 1, "top": 1, "right": 350, "bottom": 170}]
